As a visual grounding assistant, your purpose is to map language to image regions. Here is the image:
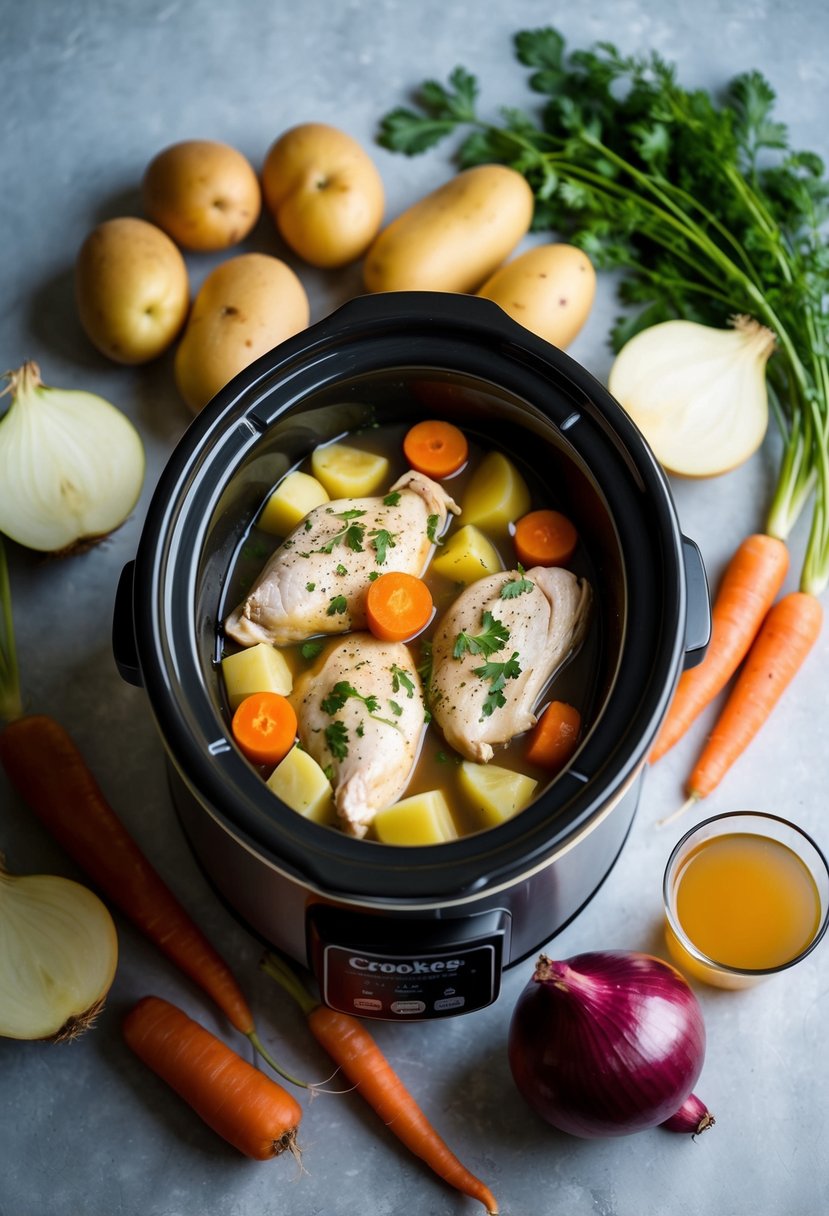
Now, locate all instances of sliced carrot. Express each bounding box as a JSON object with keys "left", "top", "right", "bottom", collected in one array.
[
  {"left": 232, "top": 692, "right": 297, "bottom": 767},
  {"left": 686, "top": 591, "right": 822, "bottom": 802},
  {"left": 403, "top": 419, "right": 469, "bottom": 479},
  {"left": 366, "top": 571, "right": 434, "bottom": 642},
  {"left": 514, "top": 509, "right": 577, "bottom": 568},
  {"left": 123, "top": 996, "right": 302, "bottom": 1161},
  {"left": 262, "top": 953, "right": 498, "bottom": 1213},
  {"left": 526, "top": 701, "right": 581, "bottom": 770},
  {"left": 650, "top": 533, "right": 789, "bottom": 762}
]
